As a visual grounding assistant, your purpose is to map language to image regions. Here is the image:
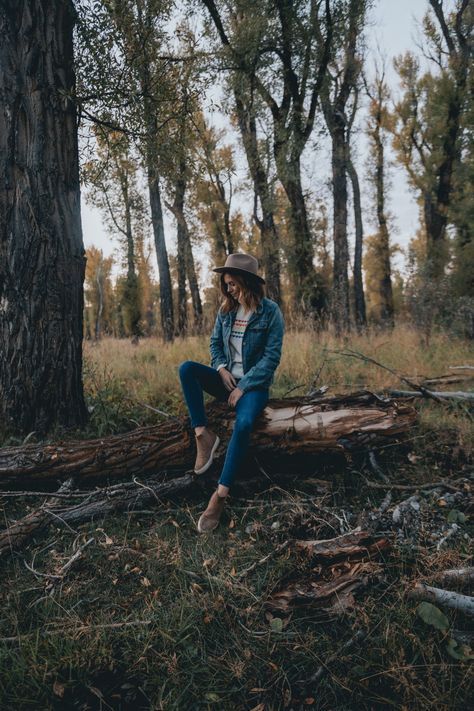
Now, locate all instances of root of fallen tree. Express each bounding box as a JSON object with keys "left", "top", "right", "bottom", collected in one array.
[{"left": 0, "top": 392, "right": 417, "bottom": 488}]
